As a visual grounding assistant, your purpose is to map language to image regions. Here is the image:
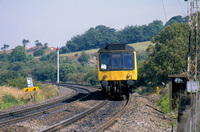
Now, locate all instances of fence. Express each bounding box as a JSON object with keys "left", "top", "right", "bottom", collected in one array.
[{"left": 177, "top": 93, "right": 200, "bottom": 132}]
